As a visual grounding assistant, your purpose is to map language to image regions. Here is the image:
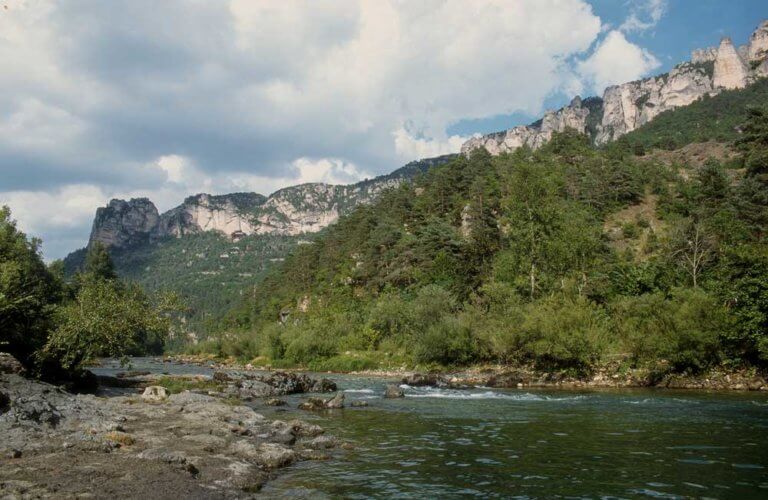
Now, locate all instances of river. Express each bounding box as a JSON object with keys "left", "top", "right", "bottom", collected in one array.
[{"left": 95, "top": 358, "right": 768, "bottom": 498}]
